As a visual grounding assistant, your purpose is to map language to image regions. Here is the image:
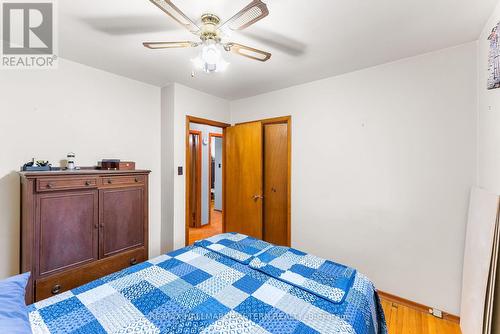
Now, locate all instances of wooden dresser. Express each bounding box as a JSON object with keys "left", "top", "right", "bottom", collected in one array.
[{"left": 19, "top": 169, "right": 150, "bottom": 304}]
